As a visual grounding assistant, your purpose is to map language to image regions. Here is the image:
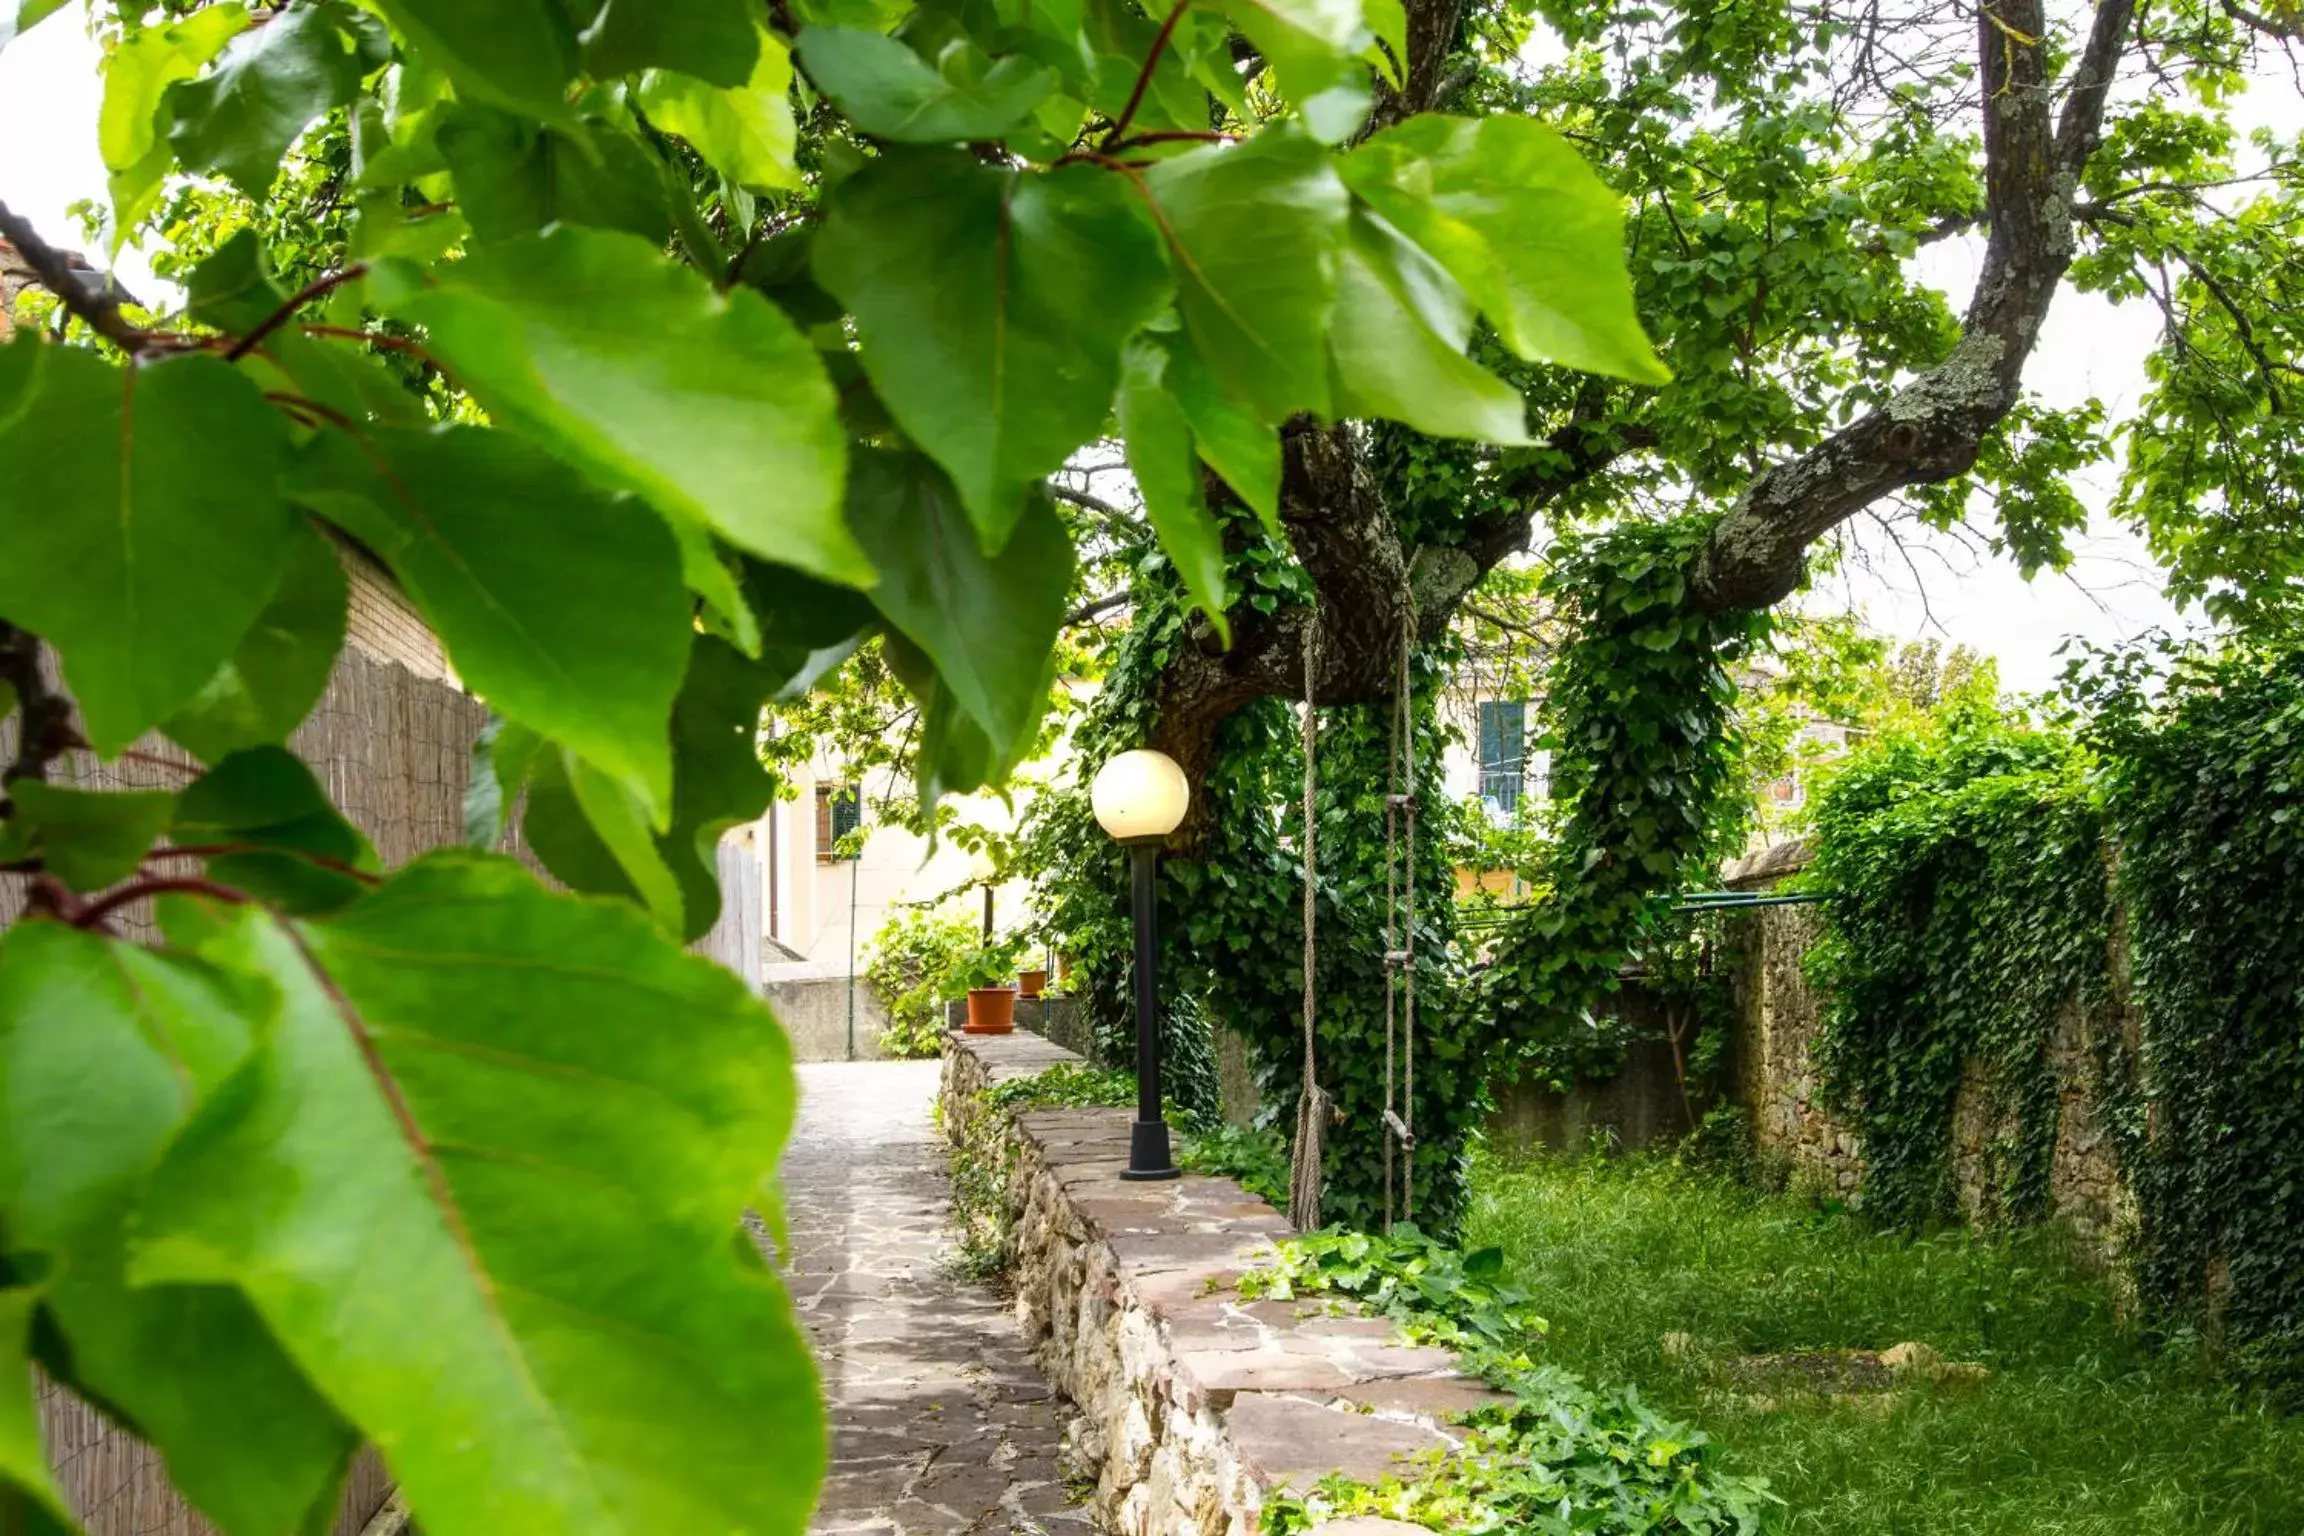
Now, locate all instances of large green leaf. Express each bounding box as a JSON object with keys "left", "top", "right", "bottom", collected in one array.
[
  {"left": 0, "top": 1286, "right": 72, "bottom": 1536},
  {"left": 434, "top": 106, "right": 674, "bottom": 246},
  {"left": 174, "top": 747, "right": 380, "bottom": 915},
  {"left": 374, "top": 228, "right": 864, "bottom": 586},
  {"left": 0, "top": 783, "right": 174, "bottom": 892},
  {"left": 1139, "top": 130, "right": 1348, "bottom": 424},
  {"left": 0, "top": 341, "right": 297, "bottom": 756},
  {"left": 1116, "top": 338, "right": 1231, "bottom": 643},
  {"left": 793, "top": 28, "right": 1056, "bottom": 142},
  {"left": 132, "top": 856, "right": 822, "bottom": 1536},
  {"left": 168, "top": 1, "right": 370, "bottom": 198},
  {"left": 98, "top": 3, "right": 250, "bottom": 236},
  {"left": 289, "top": 425, "right": 691, "bottom": 821},
  {"left": 635, "top": 31, "right": 798, "bottom": 192},
  {"left": 164, "top": 517, "right": 349, "bottom": 764},
  {"left": 367, "top": 0, "right": 577, "bottom": 123},
  {"left": 524, "top": 745, "right": 688, "bottom": 933},
  {"left": 845, "top": 451, "right": 1072, "bottom": 759},
  {"left": 580, "top": 0, "right": 759, "bottom": 87},
  {"left": 1341, "top": 114, "right": 1670, "bottom": 384},
  {"left": 1214, "top": 0, "right": 1370, "bottom": 122},
  {"left": 814, "top": 151, "right": 1171, "bottom": 549},
  {"left": 1330, "top": 207, "right": 1533, "bottom": 443},
  {"left": 0, "top": 919, "right": 361, "bottom": 1536},
  {"left": 1163, "top": 332, "right": 1281, "bottom": 530}
]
